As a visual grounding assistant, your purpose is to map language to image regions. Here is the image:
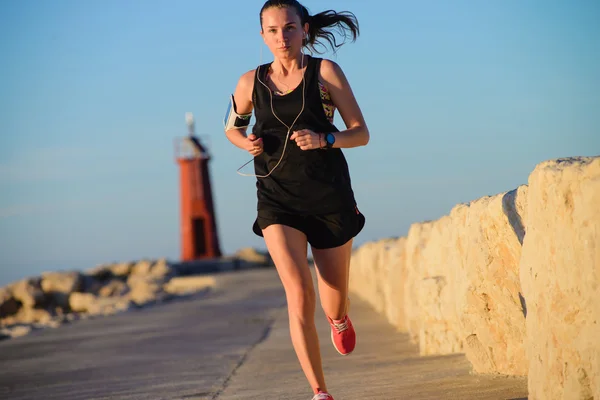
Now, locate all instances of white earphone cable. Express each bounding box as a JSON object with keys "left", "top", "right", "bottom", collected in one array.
[{"left": 236, "top": 50, "right": 306, "bottom": 178}]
